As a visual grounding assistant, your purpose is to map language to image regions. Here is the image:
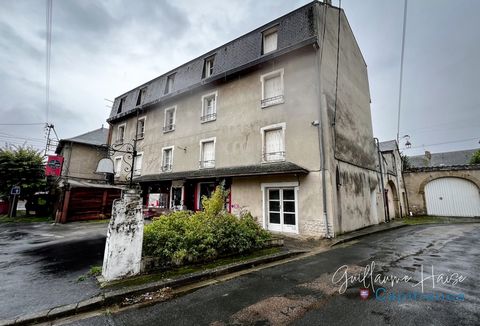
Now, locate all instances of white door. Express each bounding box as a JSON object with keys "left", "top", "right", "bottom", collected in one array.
[
  {"left": 267, "top": 188, "right": 297, "bottom": 233},
  {"left": 425, "top": 178, "right": 480, "bottom": 217}
]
